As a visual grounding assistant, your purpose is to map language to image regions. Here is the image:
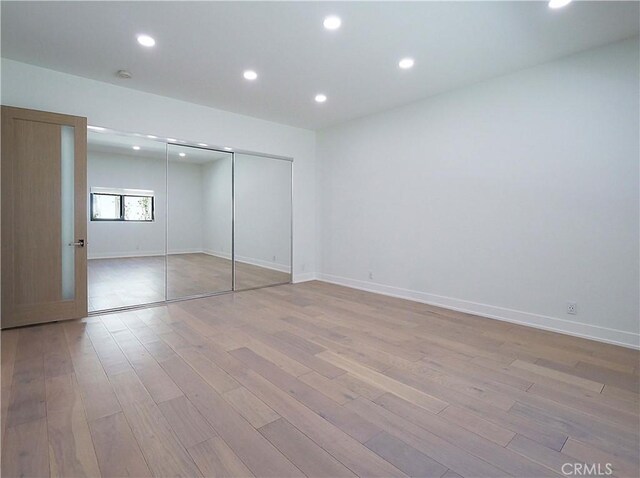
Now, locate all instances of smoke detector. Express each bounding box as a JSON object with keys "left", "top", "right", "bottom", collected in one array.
[{"left": 117, "top": 69, "right": 132, "bottom": 79}]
